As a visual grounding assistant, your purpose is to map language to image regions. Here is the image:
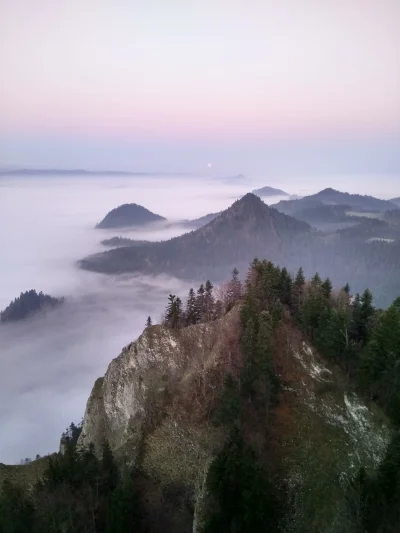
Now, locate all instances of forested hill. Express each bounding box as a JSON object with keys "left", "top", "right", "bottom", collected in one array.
[
  {"left": 96, "top": 203, "right": 166, "bottom": 229},
  {"left": 80, "top": 193, "right": 400, "bottom": 307},
  {"left": 0, "top": 290, "right": 64, "bottom": 323},
  {"left": 3, "top": 260, "right": 399, "bottom": 532}
]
